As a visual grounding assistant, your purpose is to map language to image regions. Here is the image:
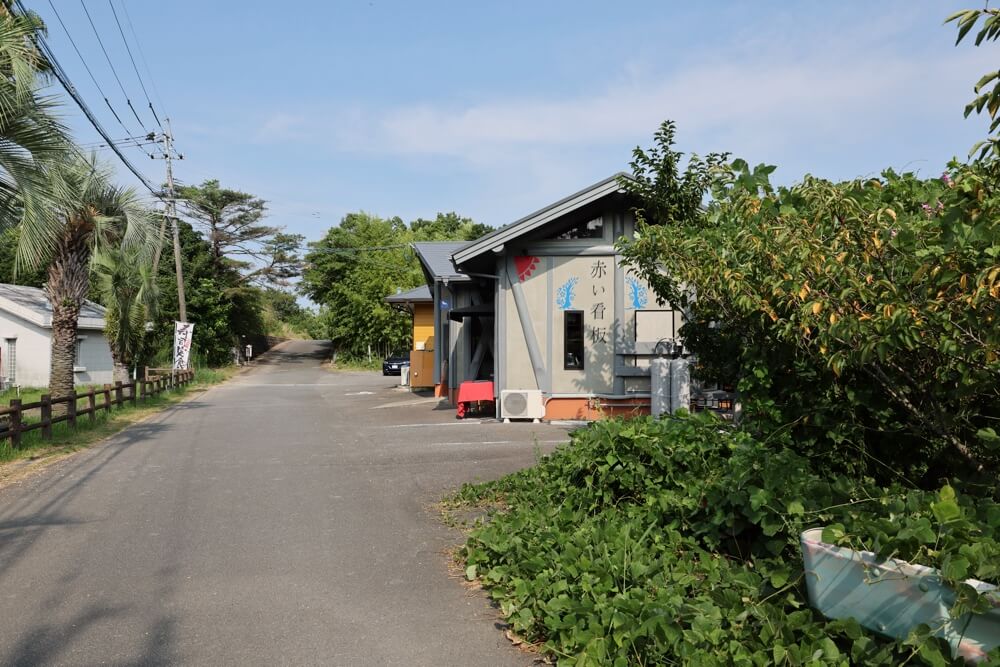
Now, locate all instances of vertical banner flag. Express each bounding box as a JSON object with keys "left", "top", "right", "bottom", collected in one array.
[{"left": 173, "top": 321, "right": 195, "bottom": 370}]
